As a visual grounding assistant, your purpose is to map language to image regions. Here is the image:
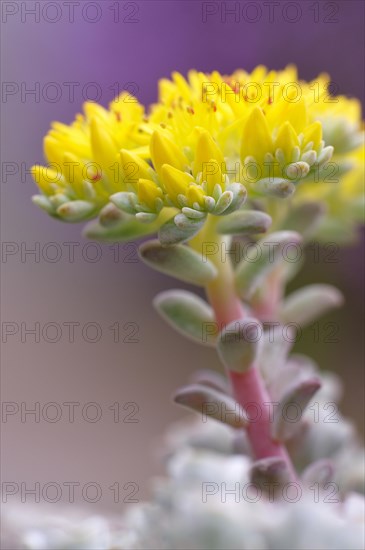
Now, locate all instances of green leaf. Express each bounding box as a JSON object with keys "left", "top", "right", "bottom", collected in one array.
[
  {"left": 279, "top": 284, "right": 344, "bottom": 327},
  {"left": 158, "top": 216, "right": 205, "bottom": 246},
  {"left": 174, "top": 384, "right": 248, "bottom": 428},
  {"left": 83, "top": 218, "right": 156, "bottom": 241},
  {"left": 216, "top": 210, "right": 272, "bottom": 235},
  {"left": 32, "top": 195, "right": 55, "bottom": 215},
  {"left": 282, "top": 255, "right": 305, "bottom": 284},
  {"left": 255, "top": 178, "right": 295, "bottom": 198},
  {"left": 99, "top": 203, "right": 126, "bottom": 227},
  {"left": 190, "top": 369, "right": 231, "bottom": 394},
  {"left": 217, "top": 318, "right": 262, "bottom": 373},
  {"left": 271, "top": 377, "right": 321, "bottom": 441},
  {"left": 154, "top": 290, "right": 217, "bottom": 346},
  {"left": 235, "top": 231, "right": 302, "bottom": 298},
  {"left": 56, "top": 200, "right": 96, "bottom": 222},
  {"left": 139, "top": 240, "right": 217, "bottom": 286},
  {"left": 110, "top": 191, "right": 137, "bottom": 214}
]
